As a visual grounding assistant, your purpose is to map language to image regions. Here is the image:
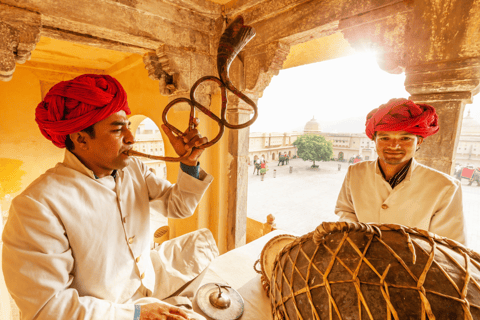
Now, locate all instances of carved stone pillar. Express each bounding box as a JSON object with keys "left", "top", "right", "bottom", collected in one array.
[
  {"left": 225, "top": 102, "right": 251, "bottom": 250},
  {"left": 219, "top": 41, "right": 289, "bottom": 250},
  {"left": 0, "top": 4, "right": 41, "bottom": 81},
  {"left": 405, "top": 58, "right": 480, "bottom": 174}
]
